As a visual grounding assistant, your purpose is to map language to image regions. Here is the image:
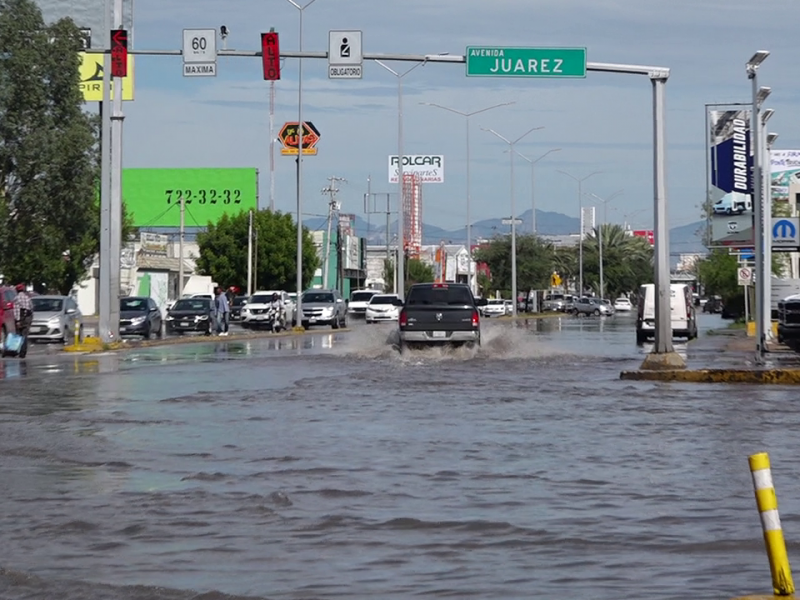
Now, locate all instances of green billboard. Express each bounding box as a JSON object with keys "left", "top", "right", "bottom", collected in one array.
[{"left": 123, "top": 168, "right": 258, "bottom": 227}]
